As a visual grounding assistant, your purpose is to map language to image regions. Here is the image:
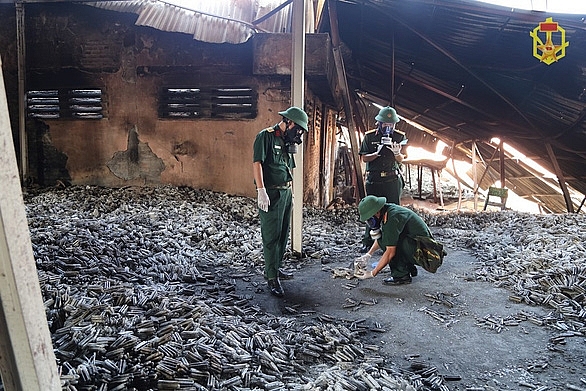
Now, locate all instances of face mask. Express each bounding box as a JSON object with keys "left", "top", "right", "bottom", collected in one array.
[
  {"left": 366, "top": 216, "right": 382, "bottom": 240},
  {"left": 283, "top": 124, "right": 304, "bottom": 153}
]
